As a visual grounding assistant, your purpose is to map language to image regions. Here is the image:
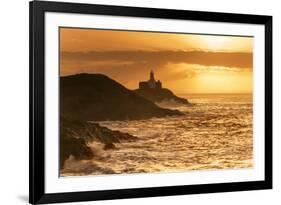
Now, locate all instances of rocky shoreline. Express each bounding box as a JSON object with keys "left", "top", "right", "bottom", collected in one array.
[
  {"left": 59, "top": 73, "right": 188, "bottom": 169},
  {"left": 60, "top": 117, "right": 137, "bottom": 168}
]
